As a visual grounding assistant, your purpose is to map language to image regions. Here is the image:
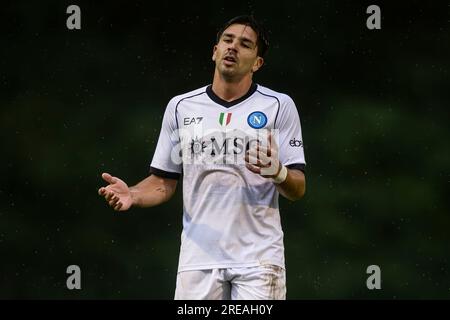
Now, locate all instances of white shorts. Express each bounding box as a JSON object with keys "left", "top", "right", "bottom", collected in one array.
[{"left": 174, "top": 265, "right": 286, "bottom": 300}]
